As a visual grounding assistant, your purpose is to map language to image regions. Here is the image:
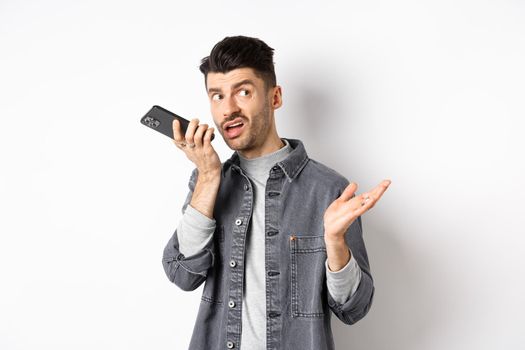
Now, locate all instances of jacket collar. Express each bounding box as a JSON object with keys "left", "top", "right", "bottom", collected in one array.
[{"left": 223, "top": 138, "right": 309, "bottom": 183}]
